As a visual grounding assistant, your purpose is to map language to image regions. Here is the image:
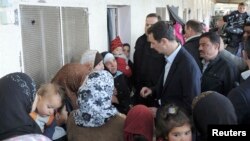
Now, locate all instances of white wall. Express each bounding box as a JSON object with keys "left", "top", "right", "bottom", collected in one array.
[
  {"left": 0, "top": 0, "right": 213, "bottom": 78},
  {"left": 118, "top": 6, "right": 131, "bottom": 45},
  {"left": 0, "top": 3, "right": 22, "bottom": 77},
  {"left": 0, "top": 25, "right": 22, "bottom": 77}
]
